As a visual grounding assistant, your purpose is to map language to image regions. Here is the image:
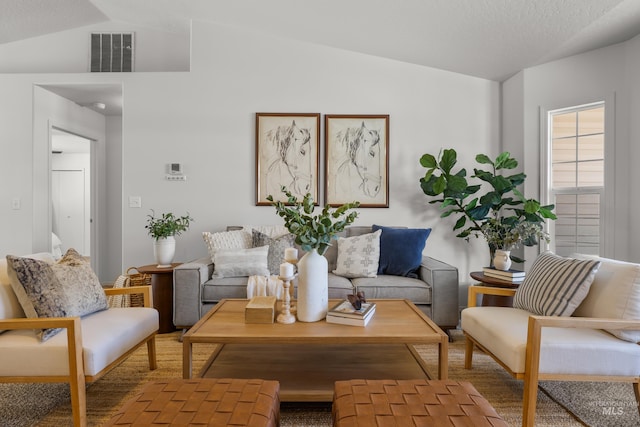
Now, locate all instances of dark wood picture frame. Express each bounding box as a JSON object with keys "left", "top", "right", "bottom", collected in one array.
[
  {"left": 325, "top": 114, "right": 389, "bottom": 207},
  {"left": 256, "top": 113, "right": 320, "bottom": 205}
]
